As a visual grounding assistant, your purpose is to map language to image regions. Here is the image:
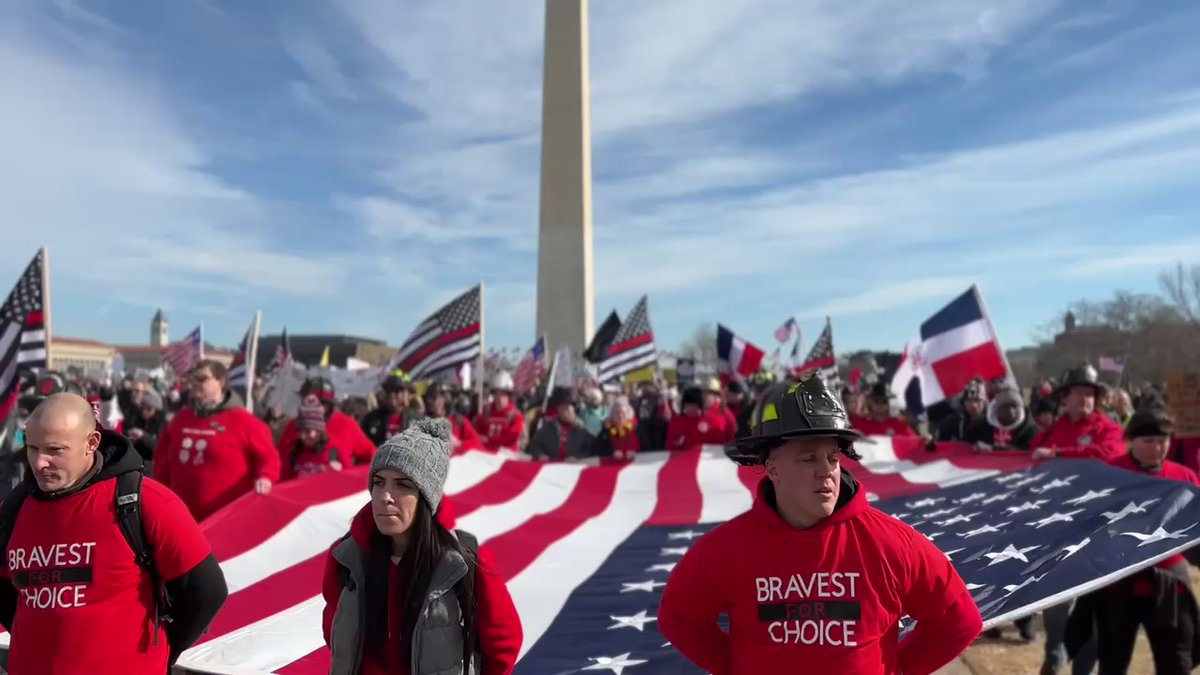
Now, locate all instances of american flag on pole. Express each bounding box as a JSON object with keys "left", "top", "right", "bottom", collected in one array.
[
  {"left": 1098, "top": 356, "right": 1125, "bottom": 374},
  {"left": 597, "top": 296, "right": 657, "bottom": 383},
  {"left": 163, "top": 326, "right": 203, "bottom": 377},
  {"left": 793, "top": 317, "right": 838, "bottom": 386},
  {"left": 774, "top": 317, "right": 798, "bottom": 344},
  {"left": 0, "top": 250, "right": 47, "bottom": 426},
  {"left": 391, "top": 285, "right": 482, "bottom": 379},
  {"left": 227, "top": 317, "right": 257, "bottom": 405},
  {"left": 511, "top": 337, "right": 547, "bottom": 394},
  {"left": 8, "top": 439, "right": 1193, "bottom": 673}
]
